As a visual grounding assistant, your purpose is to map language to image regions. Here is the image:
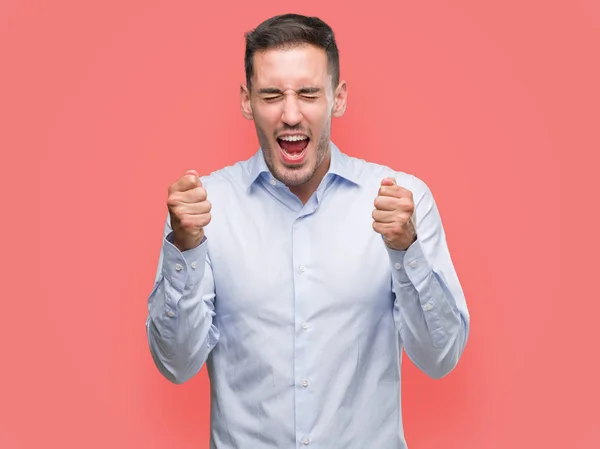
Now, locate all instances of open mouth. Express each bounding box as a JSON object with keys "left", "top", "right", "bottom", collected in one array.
[{"left": 277, "top": 135, "right": 310, "bottom": 163}]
